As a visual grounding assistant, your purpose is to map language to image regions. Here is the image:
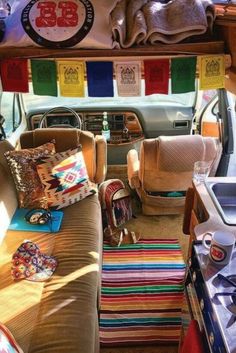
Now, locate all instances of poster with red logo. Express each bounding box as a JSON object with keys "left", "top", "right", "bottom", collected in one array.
[
  {"left": 1, "top": 0, "right": 120, "bottom": 48},
  {"left": 22, "top": 0, "right": 94, "bottom": 48}
]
